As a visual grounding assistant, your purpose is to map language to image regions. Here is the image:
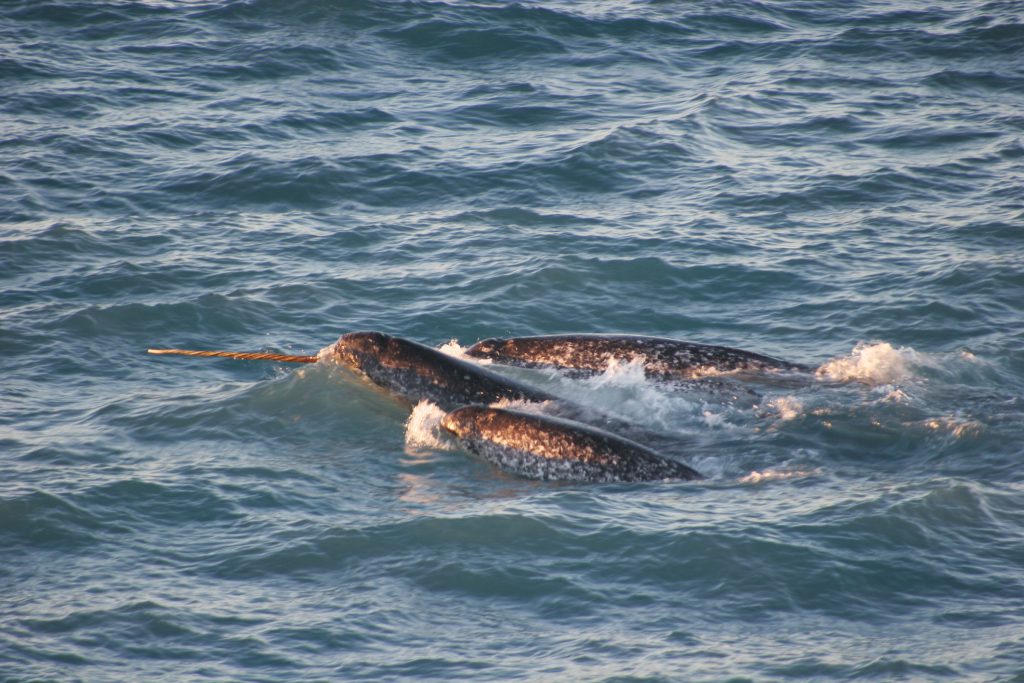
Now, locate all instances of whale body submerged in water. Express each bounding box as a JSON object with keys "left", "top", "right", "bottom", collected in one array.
[
  {"left": 149, "top": 331, "right": 705, "bottom": 482},
  {"left": 329, "top": 331, "right": 675, "bottom": 448},
  {"left": 441, "top": 405, "right": 703, "bottom": 483},
  {"left": 330, "top": 331, "right": 558, "bottom": 410},
  {"left": 466, "top": 333, "right": 810, "bottom": 378}
]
